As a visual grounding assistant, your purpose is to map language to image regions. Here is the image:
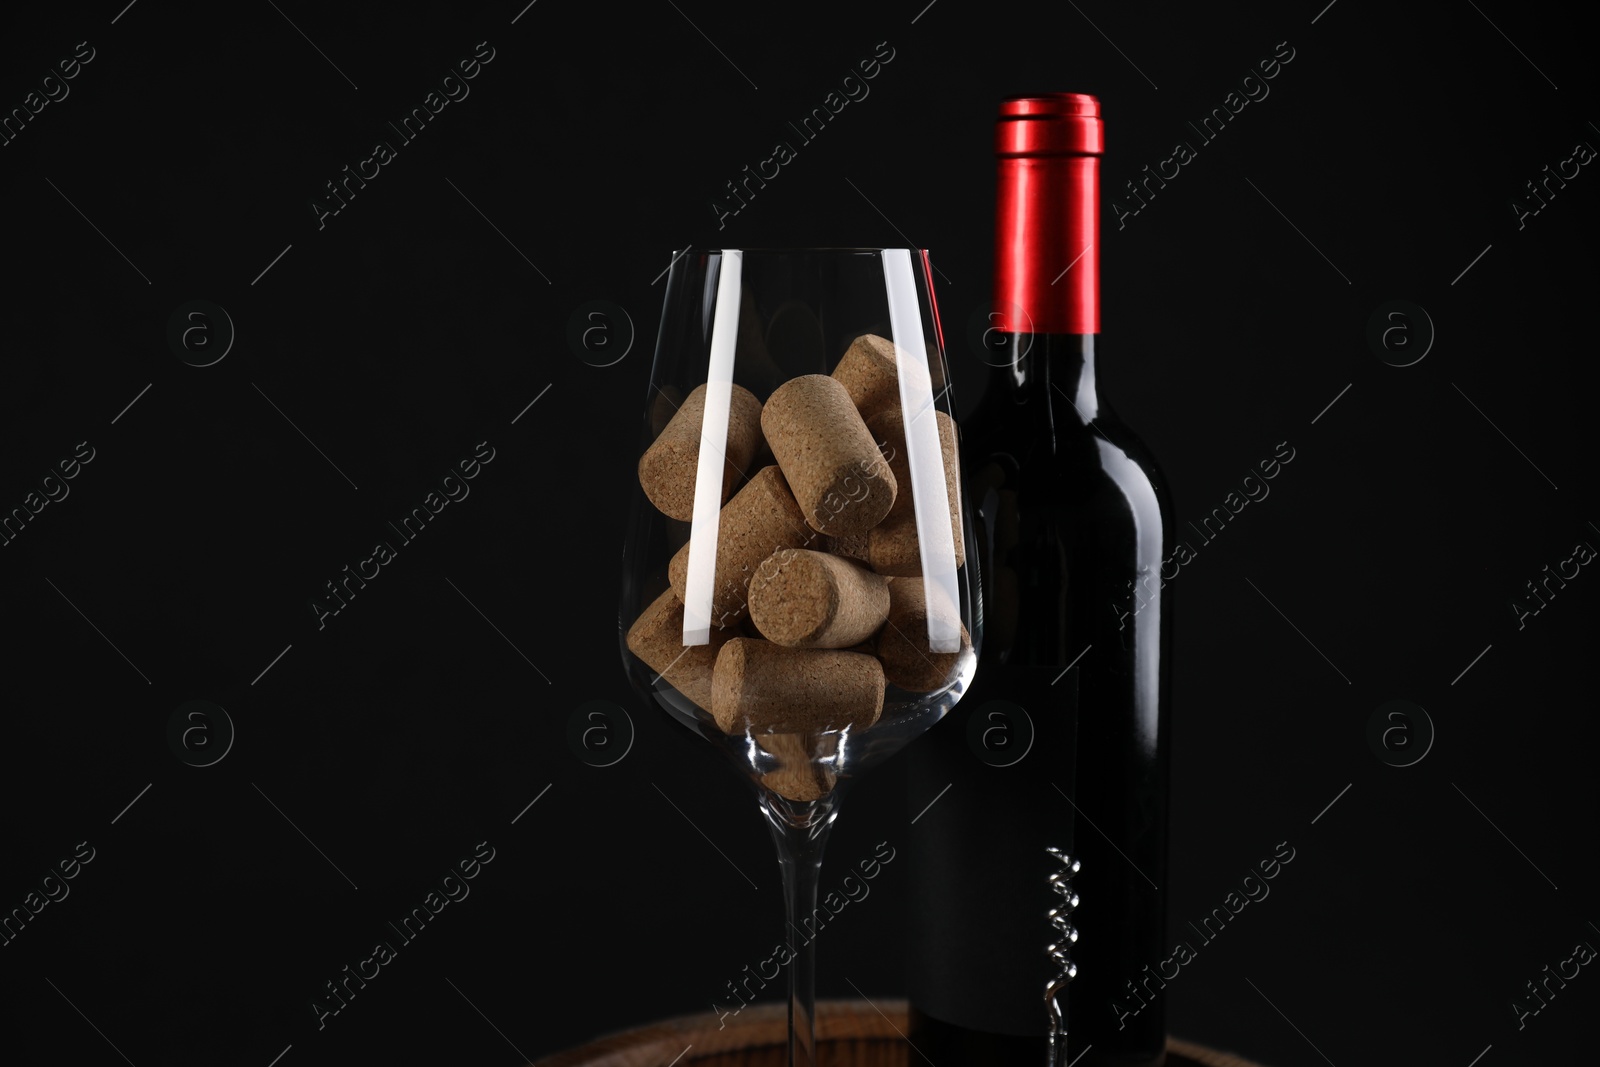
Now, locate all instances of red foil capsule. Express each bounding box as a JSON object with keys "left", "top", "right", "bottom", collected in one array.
[{"left": 994, "top": 93, "right": 1102, "bottom": 335}]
